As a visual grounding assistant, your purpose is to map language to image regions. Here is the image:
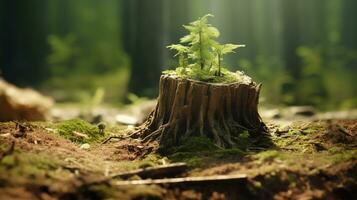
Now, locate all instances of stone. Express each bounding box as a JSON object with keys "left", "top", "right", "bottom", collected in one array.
[
  {"left": 80, "top": 143, "right": 91, "bottom": 149},
  {"left": 0, "top": 79, "right": 54, "bottom": 121}
]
